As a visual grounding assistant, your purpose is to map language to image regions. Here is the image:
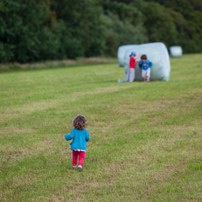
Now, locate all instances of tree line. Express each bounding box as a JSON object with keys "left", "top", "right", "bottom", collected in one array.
[{"left": 0, "top": 0, "right": 201, "bottom": 63}]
